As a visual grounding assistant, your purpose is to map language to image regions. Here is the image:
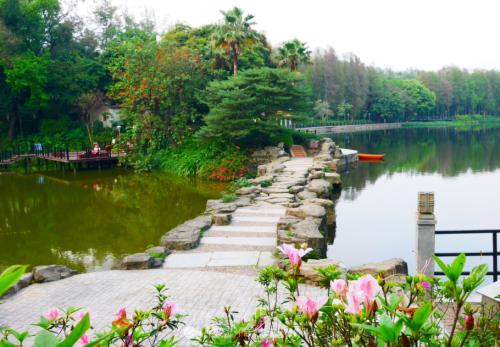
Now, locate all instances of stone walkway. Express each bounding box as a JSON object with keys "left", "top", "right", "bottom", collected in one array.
[
  {"left": 0, "top": 269, "right": 322, "bottom": 344},
  {"left": 163, "top": 158, "right": 313, "bottom": 271}
]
